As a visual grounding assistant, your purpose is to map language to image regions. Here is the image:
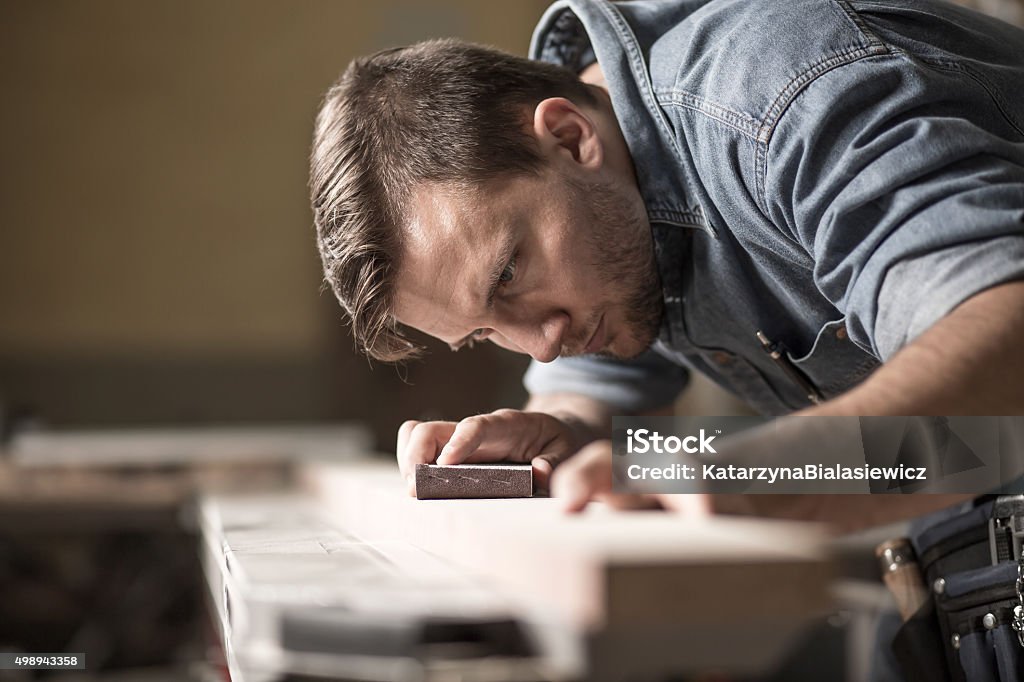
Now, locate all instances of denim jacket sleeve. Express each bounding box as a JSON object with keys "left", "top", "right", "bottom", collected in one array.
[
  {"left": 762, "top": 34, "right": 1024, "bottom": 360},
  {"left": 523, "top": 348, "right": 689, "bottom": 412}
]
